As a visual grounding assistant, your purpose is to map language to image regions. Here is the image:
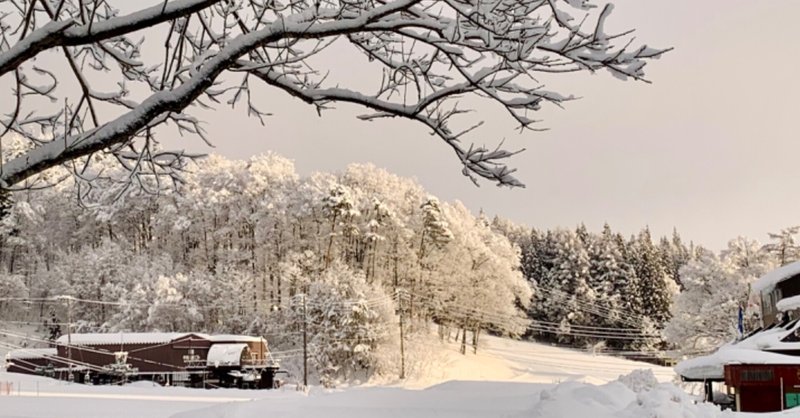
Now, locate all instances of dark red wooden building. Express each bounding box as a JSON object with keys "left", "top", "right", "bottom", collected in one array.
[
  {"left": 4, "top": 332, "right": 283, "bottom": 389},
  {"left": 677, "top": 261, "right": 800, "bottom": 412},
  {"left": 724, "top": 364, "right": 800, "bottom": 412}
]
